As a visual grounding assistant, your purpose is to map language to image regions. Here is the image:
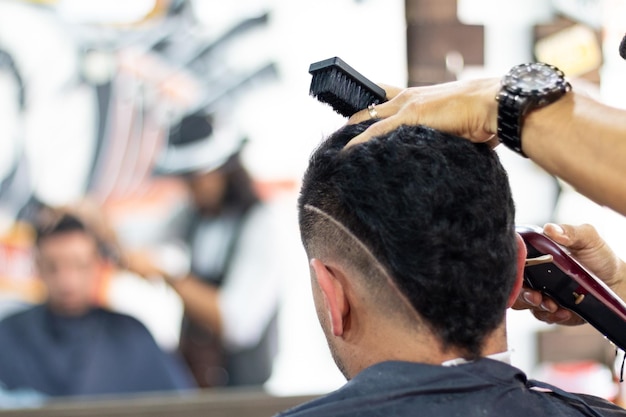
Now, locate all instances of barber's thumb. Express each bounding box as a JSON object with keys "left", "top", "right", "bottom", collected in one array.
[{"left": 543, "top": 223, "right": 571, "bottom": 245}]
